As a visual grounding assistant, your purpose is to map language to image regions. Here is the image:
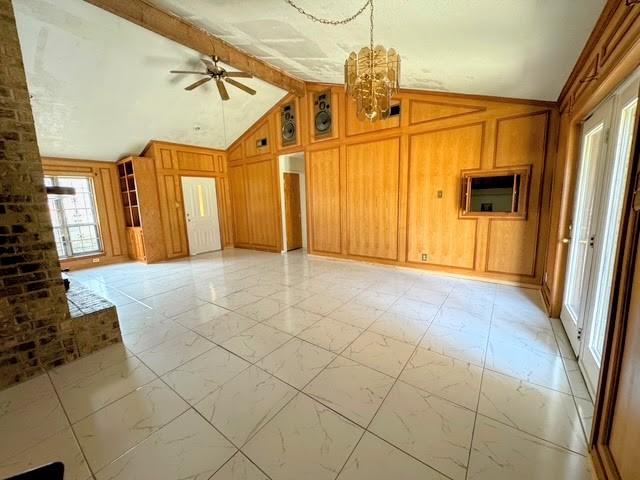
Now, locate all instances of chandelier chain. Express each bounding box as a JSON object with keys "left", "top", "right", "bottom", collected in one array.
[{"left": 284, "top": 0, "right": 371, "bottom": 25}]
